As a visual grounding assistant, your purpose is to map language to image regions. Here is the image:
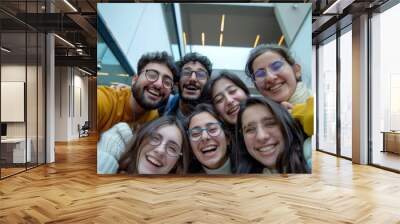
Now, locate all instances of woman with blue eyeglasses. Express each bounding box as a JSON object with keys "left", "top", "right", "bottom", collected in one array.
[
  {"left": 245, "top": 44, "right": 314, "bottom": 168},
  {"left": 245, "top": 44, "right": 313, "bottom": 138},
  {"left": 186, "top": 104, "right": 234, "bottom": 174}
]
